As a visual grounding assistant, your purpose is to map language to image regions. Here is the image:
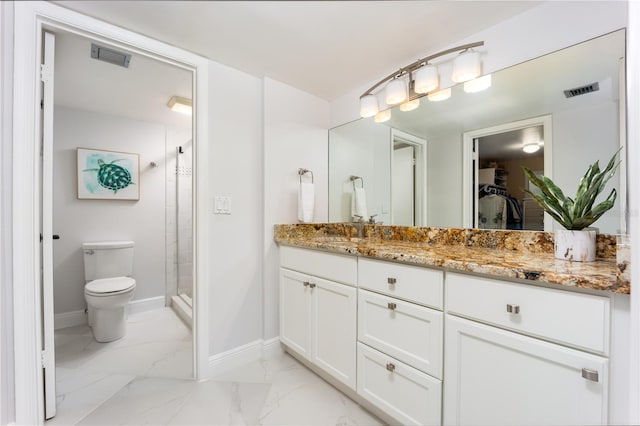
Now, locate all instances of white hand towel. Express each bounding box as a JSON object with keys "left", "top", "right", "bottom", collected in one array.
[
  {"left": 351, "top": 187, "right": 368, "bottom": 220},
  {"left": 298, "top": 182, "right": 315, "bottom": 223}
]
